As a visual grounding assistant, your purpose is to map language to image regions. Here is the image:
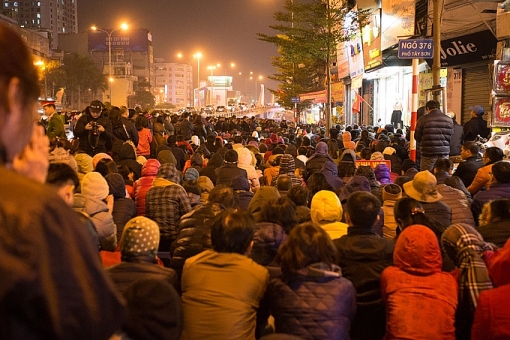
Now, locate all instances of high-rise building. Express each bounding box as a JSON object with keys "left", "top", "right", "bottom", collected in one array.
[
  {"left": 153, "top": 58, "right": 193, "bottom": 107},
  {"left": 2, "top": 0, "right": 78, "bottom": 50}
]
